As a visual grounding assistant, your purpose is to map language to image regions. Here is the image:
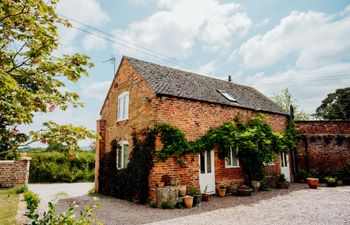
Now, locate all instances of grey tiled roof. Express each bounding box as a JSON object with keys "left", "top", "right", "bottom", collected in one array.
[{"left": 125, "top": 56, "right": 288, "bottom": 115}]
